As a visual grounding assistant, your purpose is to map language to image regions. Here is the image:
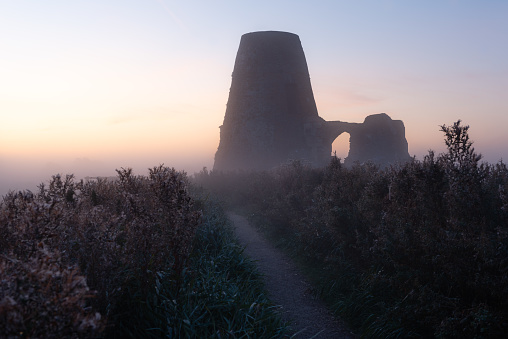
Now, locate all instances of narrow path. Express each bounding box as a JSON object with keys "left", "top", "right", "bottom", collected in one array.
[{"left": 227, "top": 212, "right": 353, "bottom": 339}]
